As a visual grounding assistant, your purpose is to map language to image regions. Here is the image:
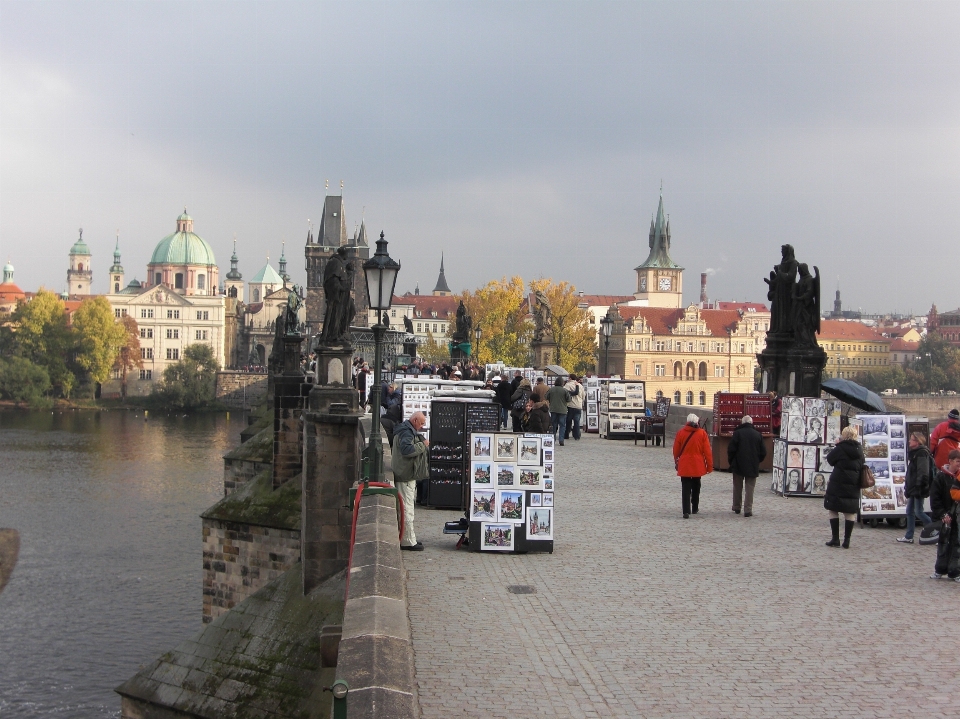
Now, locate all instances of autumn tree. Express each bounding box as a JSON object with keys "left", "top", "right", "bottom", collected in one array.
[
  {"left": 418, "top": 330, "right": 450, "bottom": 364},
  {"left": 528, "top": 278, "right": 596, "bottom": 374},
  {"left": 153, "top": 343, "right": 220, "bottom": 410},
  {"left": 10, "top": 289, "right": 75, "bottom": 397},
  {"left": 458, "top": 277, "right": 532, "bottom": 367},
  {"left": 113, "top": 315, "right": 143, "bottom": 400},
  {"left": 73, "top": 296, "right": 128, "bottom": 387}
]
